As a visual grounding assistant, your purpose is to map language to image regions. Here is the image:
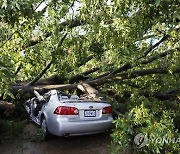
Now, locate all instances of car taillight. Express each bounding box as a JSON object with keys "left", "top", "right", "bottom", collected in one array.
[
  {"left": 102, "top": 106, "right": 112, "bottom": 114},
  {"left": 54, "top": 106, "right": 79, "bottom": 115}
]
